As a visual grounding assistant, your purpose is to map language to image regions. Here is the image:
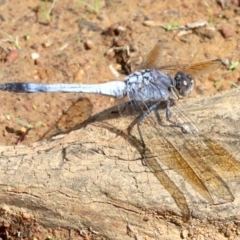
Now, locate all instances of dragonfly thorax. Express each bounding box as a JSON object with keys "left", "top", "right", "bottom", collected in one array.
[{"left": 174, "top": 71, "right": 195, "bottom": 96}]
